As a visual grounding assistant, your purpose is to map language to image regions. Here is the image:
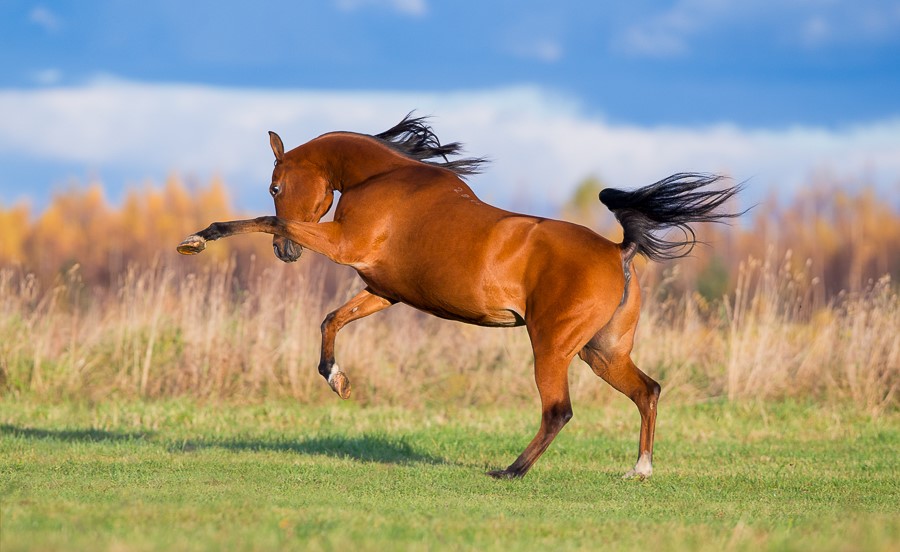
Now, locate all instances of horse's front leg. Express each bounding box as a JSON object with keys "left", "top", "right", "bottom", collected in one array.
[
  {"left": 318, "top": 287, "right": 395, "bottom": 399},
  {"left": 177, "top": 216, "right": 343, "bottom": 262}
]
